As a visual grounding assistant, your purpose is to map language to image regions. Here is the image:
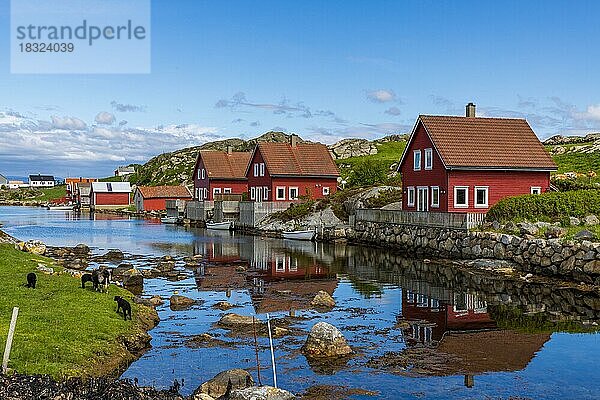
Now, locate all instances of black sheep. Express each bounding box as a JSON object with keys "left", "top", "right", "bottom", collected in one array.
[
  {"left": 25, "top": 272, "right": 37, "bottom": 289},
  {"left": 114, "top": 296, "right": 132, "bottom": 320},
  {"left": 81, "top": 273, "right": 93, "bottom": 288}
]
